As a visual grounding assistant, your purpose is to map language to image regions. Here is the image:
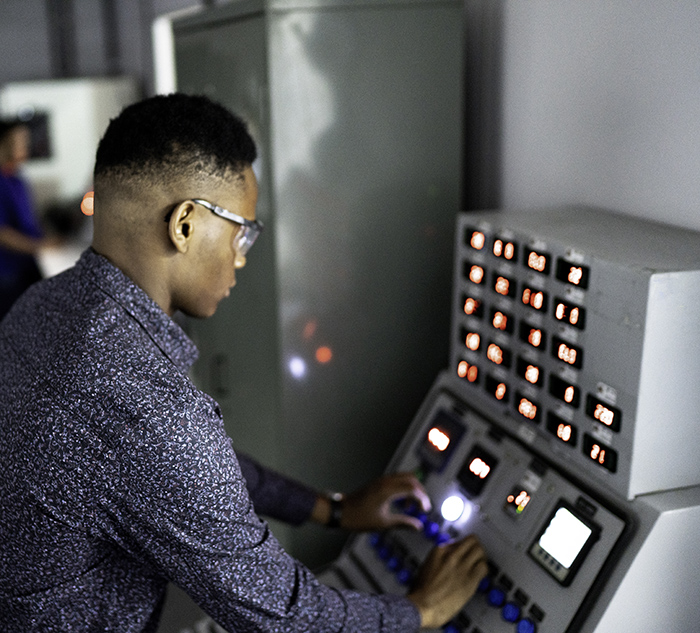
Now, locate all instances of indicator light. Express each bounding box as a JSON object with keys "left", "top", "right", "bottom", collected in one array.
[
  {"left": 441, "top": 495, "right": 467, "bottom": 522},
  {"left": 428, "top": 427, "right": 450, "bottom": 452},
  {"left": 469, "top": 230, "right": 486, "bottom": 250}
]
